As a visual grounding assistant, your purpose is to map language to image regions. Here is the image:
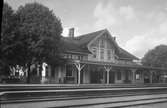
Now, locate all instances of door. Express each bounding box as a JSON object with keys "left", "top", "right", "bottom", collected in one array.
[{"left": 109, "top": 71, "right": 115, "bottom": 83}]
